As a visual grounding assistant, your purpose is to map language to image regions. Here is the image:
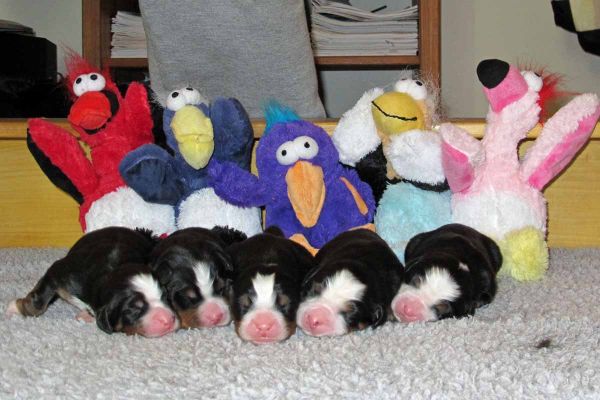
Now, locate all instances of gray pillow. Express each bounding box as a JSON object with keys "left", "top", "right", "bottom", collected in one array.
[{"left": 140, "top": 0, "right": 325, "bottom": 118}]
